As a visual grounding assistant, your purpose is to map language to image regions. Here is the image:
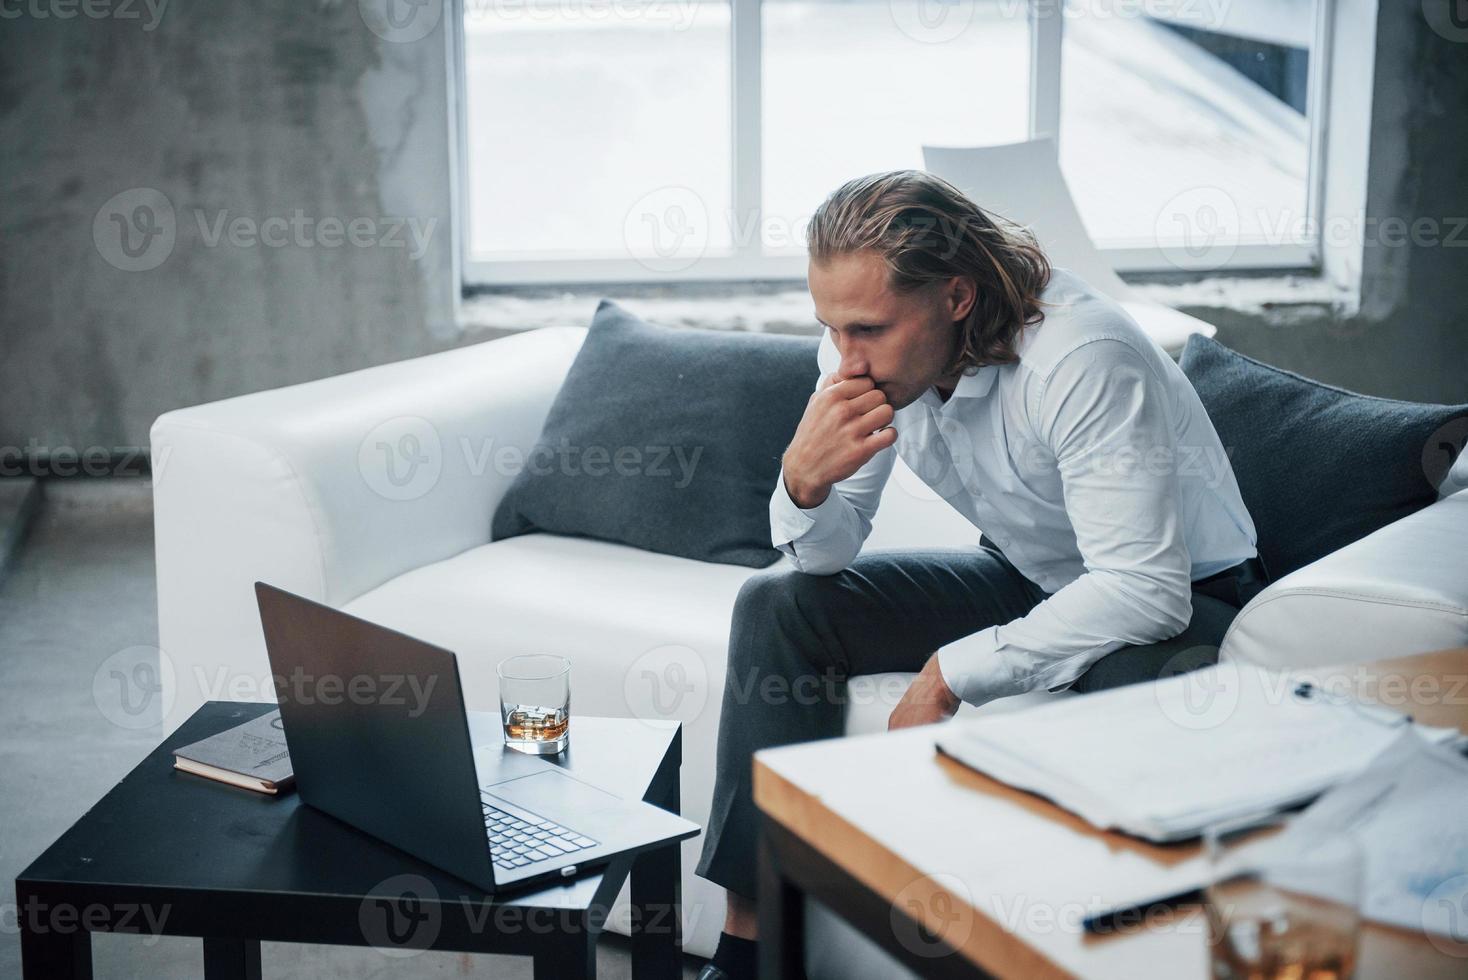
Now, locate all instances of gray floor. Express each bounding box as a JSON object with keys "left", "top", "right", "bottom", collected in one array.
[{"left": 0, "top": 478, "right": 701, "bottom": 979}]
